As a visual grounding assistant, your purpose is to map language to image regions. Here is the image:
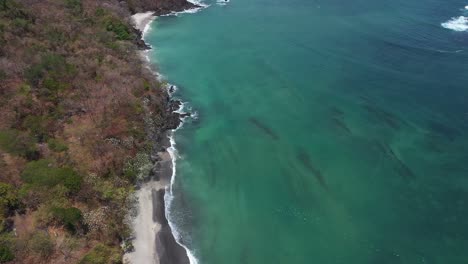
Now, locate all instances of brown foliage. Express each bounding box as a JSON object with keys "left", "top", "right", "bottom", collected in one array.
[{"left": 0, "top": 0, "right": 172, "bottom": 262}]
